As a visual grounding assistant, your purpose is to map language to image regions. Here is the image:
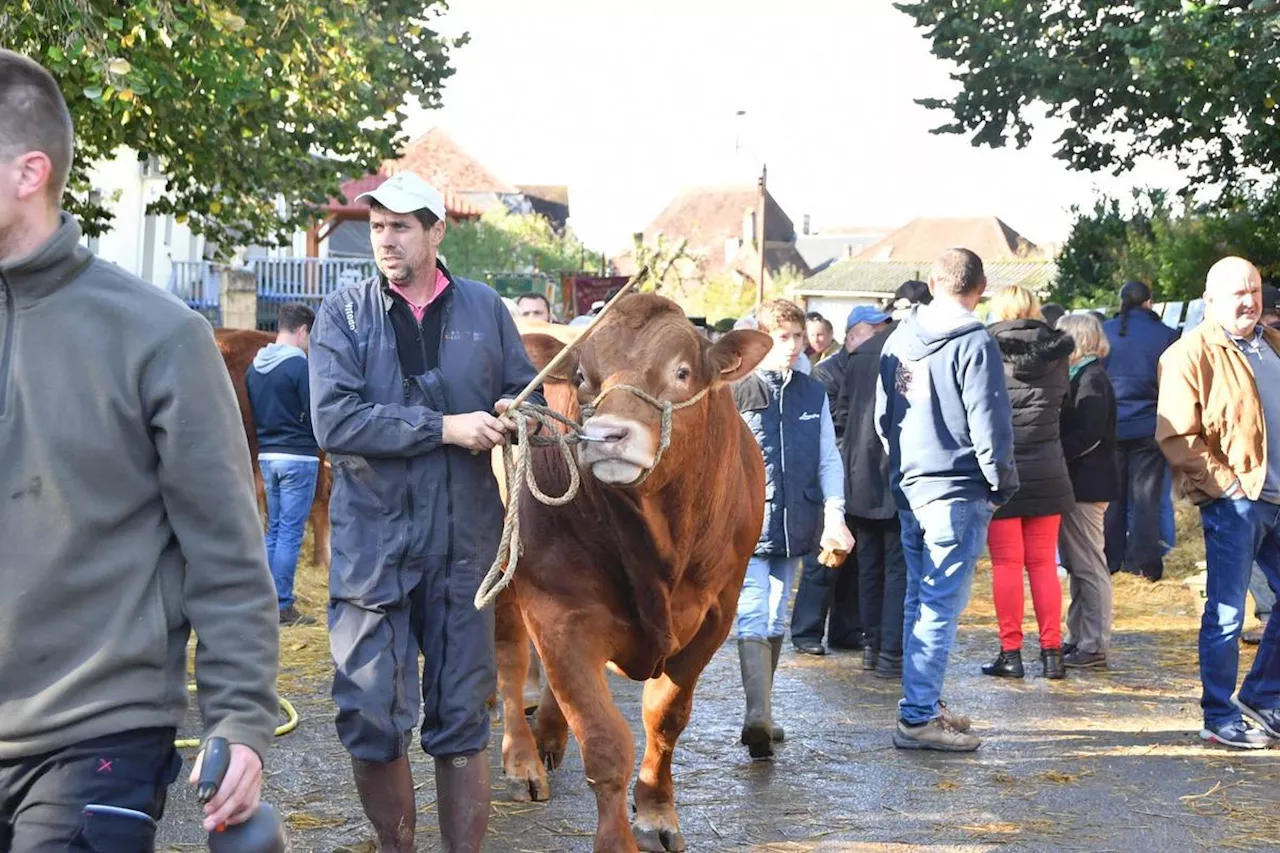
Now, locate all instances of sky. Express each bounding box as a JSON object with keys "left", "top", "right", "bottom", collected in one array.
[{"left": 405, "top": 0, "right": 1182, "bottom": 255}]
